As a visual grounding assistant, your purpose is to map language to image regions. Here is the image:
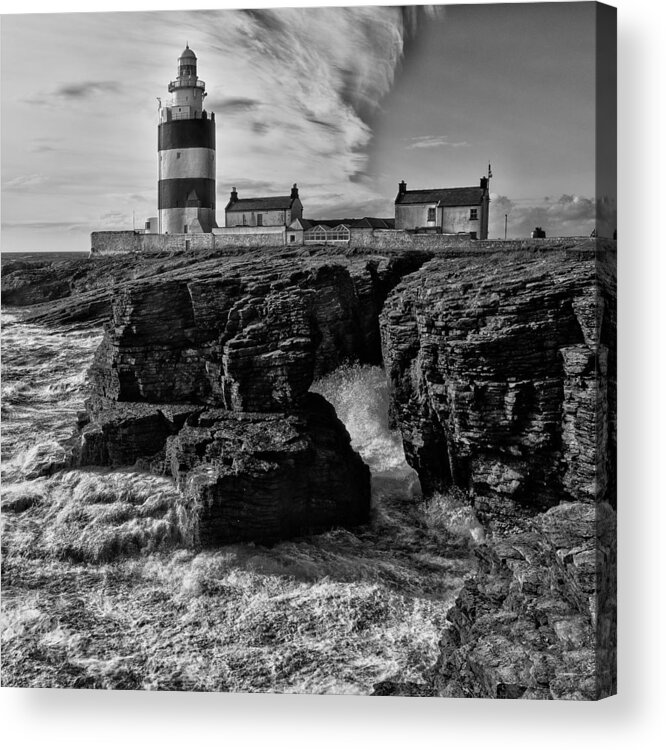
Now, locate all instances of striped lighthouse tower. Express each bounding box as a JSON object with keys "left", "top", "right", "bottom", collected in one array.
[{"left": 158, "top": 44, "right": 216, "bottom": 234}]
